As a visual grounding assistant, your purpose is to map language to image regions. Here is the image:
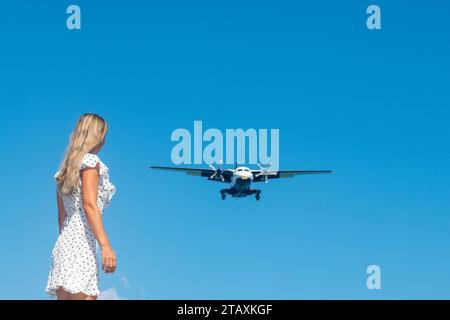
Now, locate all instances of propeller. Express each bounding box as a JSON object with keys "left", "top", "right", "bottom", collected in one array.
[
  {"left": 255, "top": 162, "right": 274, "bottom": 183},
  {"left": 209, "top": 160, "right": 225, "bottom": 182}
]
